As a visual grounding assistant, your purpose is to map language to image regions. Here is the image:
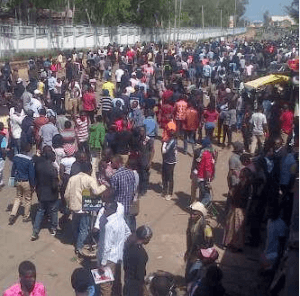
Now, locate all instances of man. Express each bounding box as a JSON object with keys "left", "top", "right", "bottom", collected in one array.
[
  {"left": 65, "top": 163, "right": 106, "bottom": 255},
  {"left": 280, "top": 104, "right": 294, "bottom": 146},
  {"left": 0, "top": 122, "right": 7, "bottom": 187},
  {"left": 34, "top": 108, "right": 49, "bottom": 148},
  {"left": 143, "top": 109, "right": 158, "bottom": 139},
  {"left": 71, "top": 268, "right": 95, "bottom": 296},
  {"left": 9, "top": 142, "right": 35, "bottom": 225},
  {"left": 195, "top": 138, "right": 215, "bottom": 206},
  {"left": 74, "top": 111, "right": 89, "bottom": 155},
  {"left": 174, "top": 96, "right": 188, "bottom": 137},
  {"left": 202, "top": 62, "right": 212, "bottom": 86},
  {"left": 96, "top": 201, "right": 131, "bottom": 296},
  {"left": 65, "top": 80, "right": 81, "bottom": 114},
  {"left": 48, "top": 71, "right": 57, "bottom": 104},
  {"left": 183, "top": 101, "right": 199, "bottom": 154},
  {"left": 102, "top": 76, "right": 115, "bottom": 98},
  {"left": 31, "top": 146, "right": 59, "bottom": 240},
  {"left": 9, "top": 104, "right": 25, "bottom": 155},
  {"left": 3, "top": 261, "right": 46, "bottom": 296},
  {"left": 249, "top": 106, "right": 268, "bottom": 155},
  {"left": 38, "top": 116, "right": 59, "bottom": 149},
  {"left": 110, "top": 155, "right": 136, "bottom": 232},
  {"left": 100, "top": 89, "right": 113, "bottom": 126},
  {"left": 115, "top": 66, "right": 124, "bottom": 93}
]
